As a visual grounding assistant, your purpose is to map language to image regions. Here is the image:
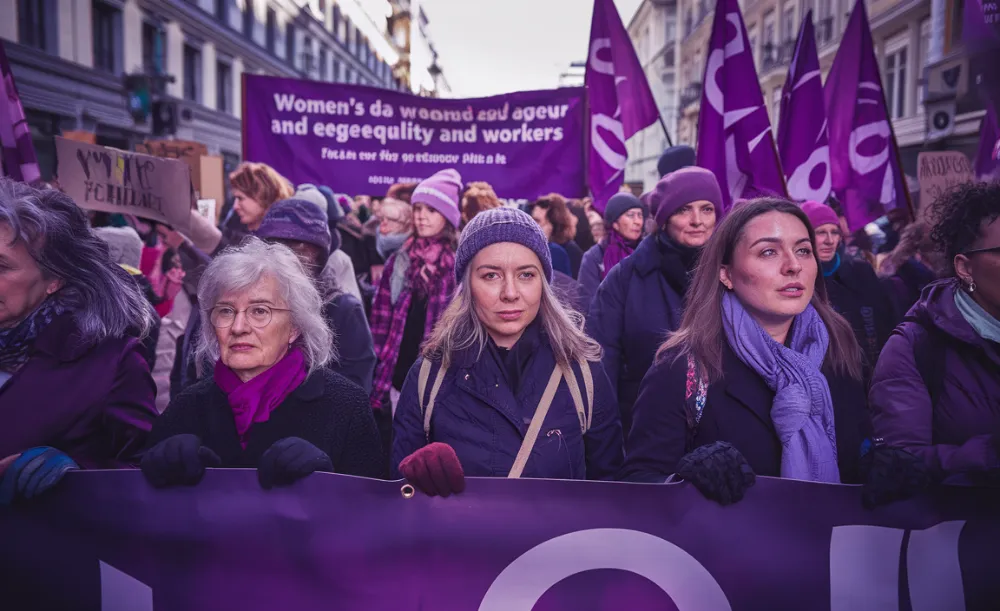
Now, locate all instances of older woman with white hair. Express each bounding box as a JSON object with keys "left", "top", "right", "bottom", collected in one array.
[
  {"left": 142, "top": 238, "right": 383, "bottom": 489},
  {"left": 392, "top": 208, "right": 623, "bottom": 497}
]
